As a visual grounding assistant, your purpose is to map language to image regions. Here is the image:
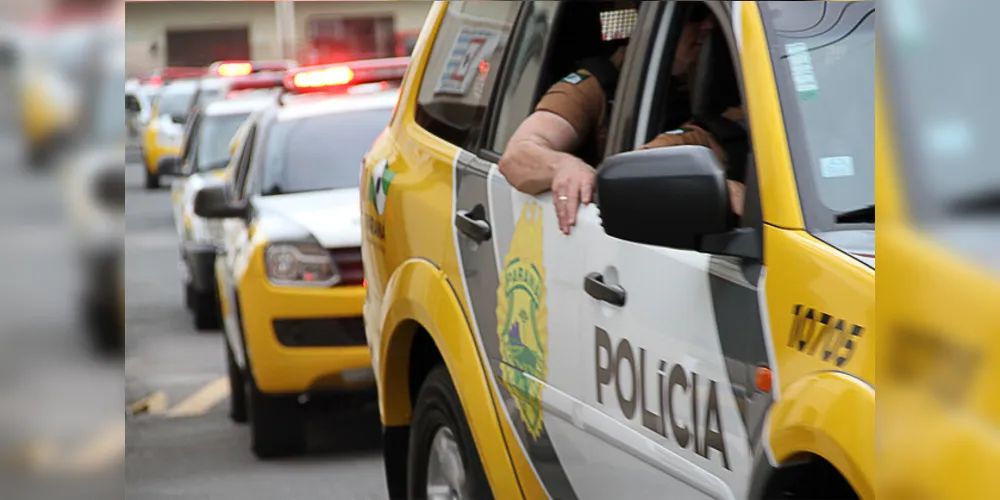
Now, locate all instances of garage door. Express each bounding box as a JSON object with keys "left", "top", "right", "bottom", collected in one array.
[{"left": 166, "top": 27, "right": 249, "bottom": 67}]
